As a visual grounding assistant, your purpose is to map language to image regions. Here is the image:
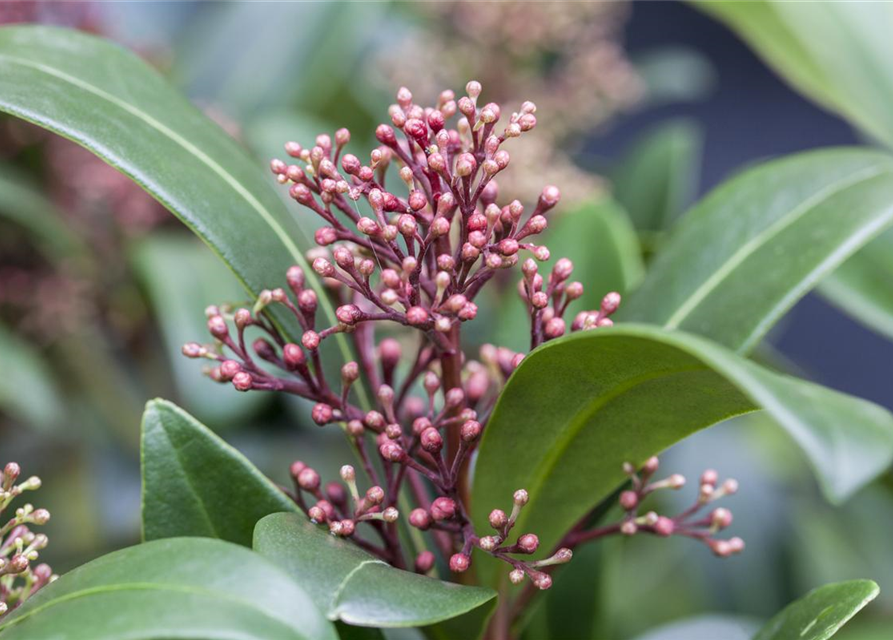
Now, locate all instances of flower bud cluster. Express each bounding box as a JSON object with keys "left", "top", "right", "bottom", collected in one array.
[
  {"left": 0, "top": 462, "right": 56, "bottom": 617},
  {"left": 610, "top": 457, "right": 743, "bottom": 556},
  {"left": 183, "top": 81, "right": 738, "bottom": 596}
]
